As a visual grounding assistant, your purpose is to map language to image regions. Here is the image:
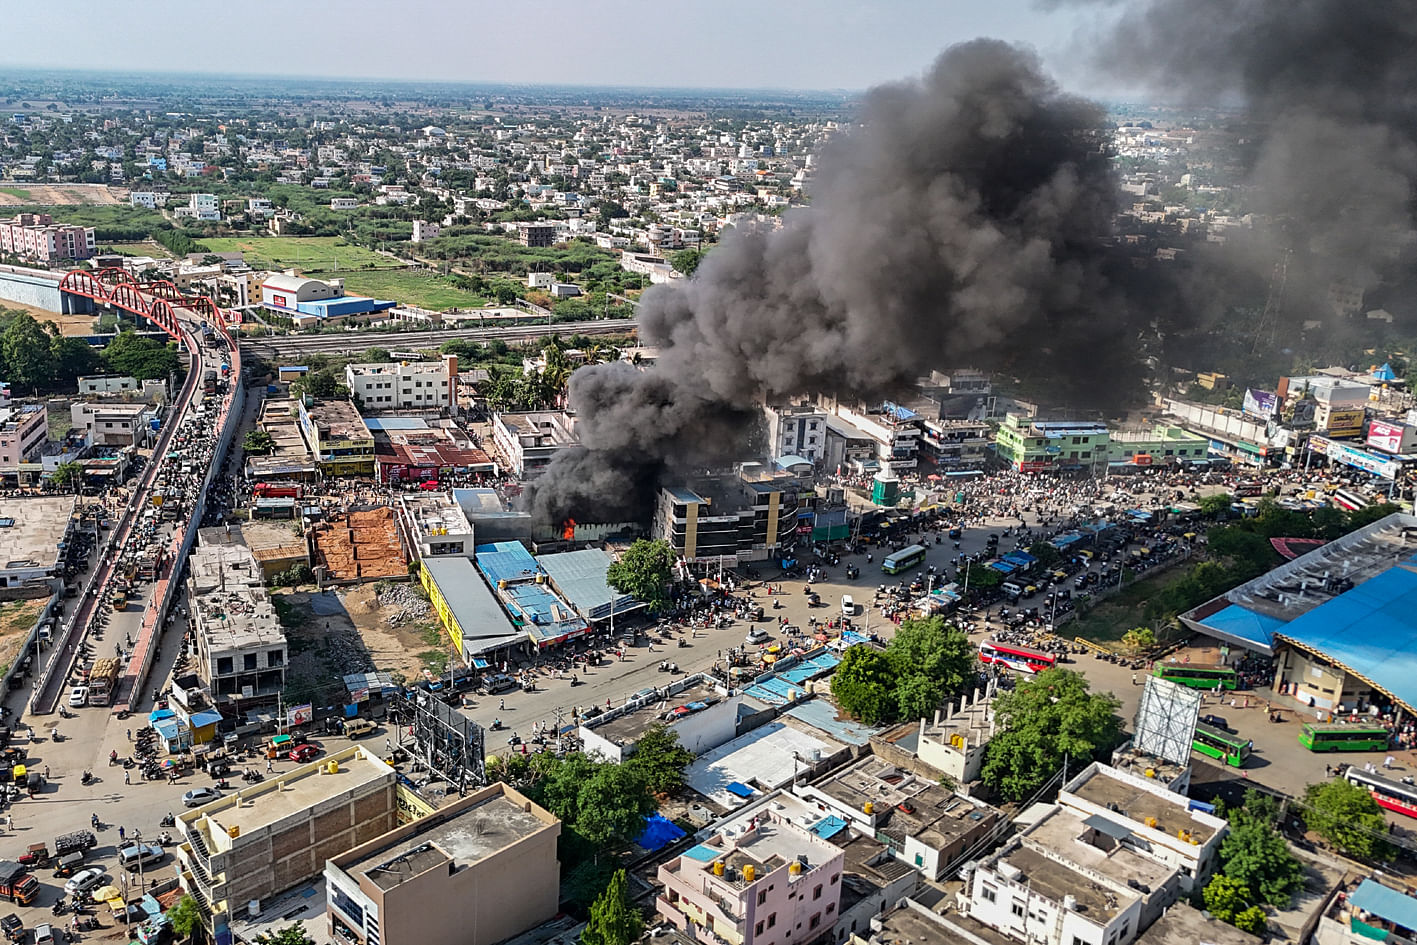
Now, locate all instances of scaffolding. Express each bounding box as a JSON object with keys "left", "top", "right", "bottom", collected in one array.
[{"left": 389, "top": 689, "right": 486, "bottom": 796}]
